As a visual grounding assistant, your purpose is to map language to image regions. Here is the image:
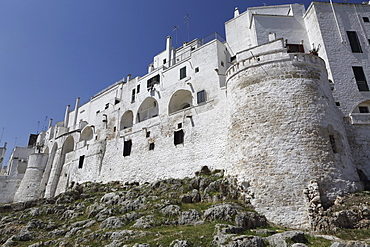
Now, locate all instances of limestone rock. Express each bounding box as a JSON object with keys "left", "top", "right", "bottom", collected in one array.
[
  {"left": 178, "top": 209, "right": 202, "bottom": 225},
  {"left": 235, "top": 212, "right": 267, "bottom": 229},
  {"left": 204, "top": 203, "right": 240, "bottom": 221},
  {"left": 100, "top": 216, "right": 125, "bottom": 229},
  {"left": 264, "top": 231, "right": 307, "bottom": 247},
  {"left": 160, "top": 204, "right": 181, "bottom": 216}
]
